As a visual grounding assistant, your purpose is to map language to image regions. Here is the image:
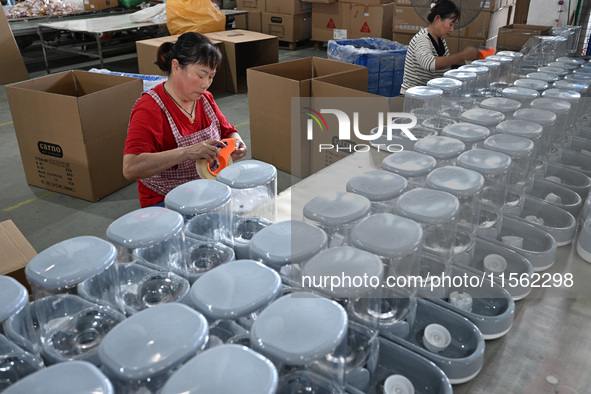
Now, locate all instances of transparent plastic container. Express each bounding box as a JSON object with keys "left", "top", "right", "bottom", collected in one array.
[
  {"left": 0, "top": 276, "right": 30, "bottom": 335},
  {"left": 189, "top": 260, "right": 281, "bottom": 345},
  {"left": 484, "top": 134, "right": 535, "bottom": 215},
  {"left": 526, "top": 71, "right": 560, "bottom": 84},
  {"left": 565, "top": 72, "right": 591, "bottom": 82},
  {"left": 2, "top": 360, "right": 112, "bottom": 394},
  {"left": 0, "top": 334, "right": 44, "bottom": 391},
  {"left": 402, "top": 86, "right": 443, "bottom": 123},
  {"left": 471, "top": 59, "right": 502, "bottom": 96},
  {"left": 249, "top": 220, "right": 328, "bottom": 284},
  {"left": 479, "top": 97, "right": 522, "bottom": 119},
  {"left": 542, "top": 88, "right": 582, "bottom": 126},
  {"left": 501, "top": 86, "right": 540, "bottom": 107},
  {"left": 250, "top": 292, "right": 348, "bottom": 393},
  {"left": 166, "top": 179, "right": 233, "bottom": 248},
  {"left": 370, "top": 122, "right": 437, "bottom": 151},
  {"left": 495, "top": 119, "right": 544, "bottom": 179},
  {"left": 420, "top": 114, "right": 457, "bottom": 134},
  {"left": 486, "top": 55, "right": 514, "bottom": 87},
  {"left": 551, "top": 26, "right": 583, "bottom": 56},
  {"left": 458, "top": 64, "right": 491, "bottom": 99},
  {"left": 381, "top": 151, "right": 437, "bottom": 188},
  {"left": 553, "top": 79, "right": 590, "bottom": 97},
  {"left": 301, "top": 246, "right": 384, "bottom": 392},
  {"left": 441, "top": 122, "right": 490, "bottom": 150},
  {"left": 459, "top": 108, "right": 506, "bottom": 135},
  {"left": 346, "top": 170, "right": 408, "bottom": 214},
  {"left": 496, "top": 51, "right": 524, "bottom": 82},
  {"left": 413, "top": 136, "right": 465, "bottom": 168},
  {"left": 217, "top": 160, "right": 277, "bottom": 259},
  {"left": 538, "top": 65, "right": 570, "bottom": 78},
  {"left": 555, "top": 56, "right": 585, "bottom": 66},
  {"left": 513, "top": 108, "right": 558, "bottom": 174},
  {"left": 531, "top": 97, "right": 572, "bottom": 156},
  {"left": 160, "top": 344, "right": 278, "bottom": 394},
  {"left": 457, "top": 149, "right": 512, "bottom": 238},
  {"left": 514, "top": 78, "right": 549, "bottom": 92},
  {"left": 99, "top": 304, "right": 208, "bottom": 393},
  {"left": 427, "top": 78, "right": 463, "bottom": 119},
  {"left": 443, "top": 70, "right": 477, "bottom": 110},
  {"left": 426, "top": 166, "right": 484, "bottom": 264},
  {"left": 547, "top": 60, "right": 578, "bottom": 71},
  {"left": 303, "top": 192, "right": 371, "bottom": 247}
]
